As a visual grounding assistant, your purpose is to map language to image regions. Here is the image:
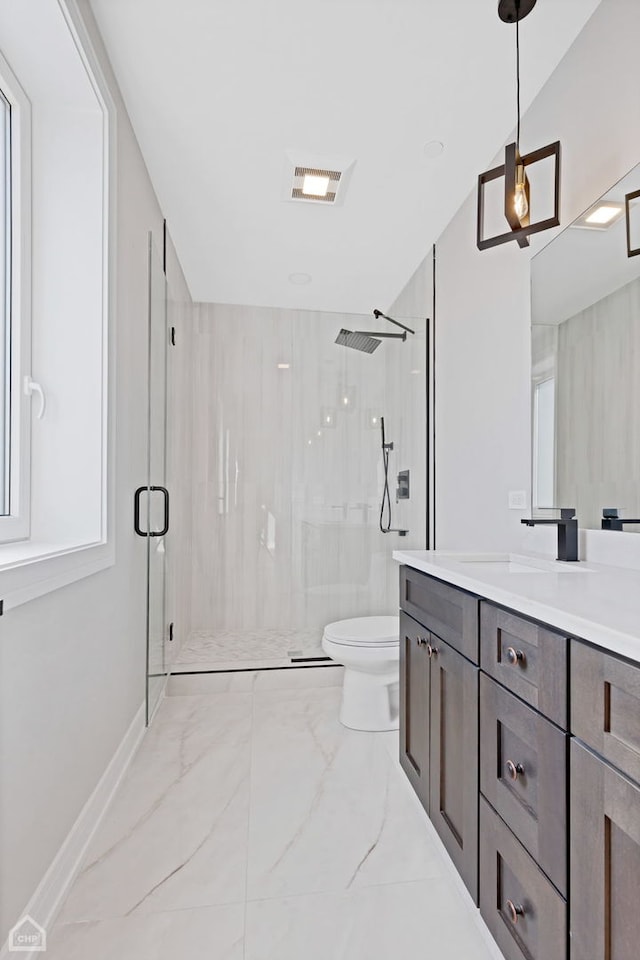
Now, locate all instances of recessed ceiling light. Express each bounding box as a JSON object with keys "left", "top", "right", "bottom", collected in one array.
[
  {"left": 573, "top": 201, "right": 625, "bottom": 231},
  {"left": 302, "top": 174, "right": 330, "bottom": 197},
  {"left": 277, "top": 362, "right": 290, "bottom": 369},
  {"left": 291, "top": 166, "right": 341, "bottom": 203},
  {"left": 585, "top": 205, "right": 622, "bottom": 225},
  {"left": 288, "top": 272, "right": 312, "bottom": 285},
  {"left": 423, "top": 140, "right": 444, "bottom": 159}
]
